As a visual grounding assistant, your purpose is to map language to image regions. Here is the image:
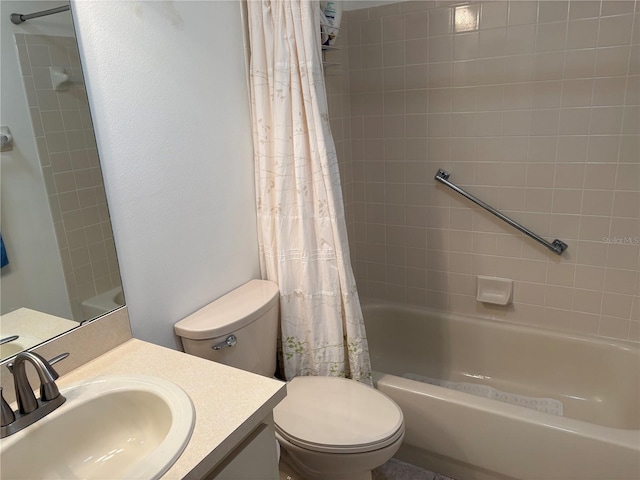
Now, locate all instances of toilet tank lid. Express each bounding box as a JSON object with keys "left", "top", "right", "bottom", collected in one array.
[{"left": 174, "top": 279, "right": 279, "bottom": 340}]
